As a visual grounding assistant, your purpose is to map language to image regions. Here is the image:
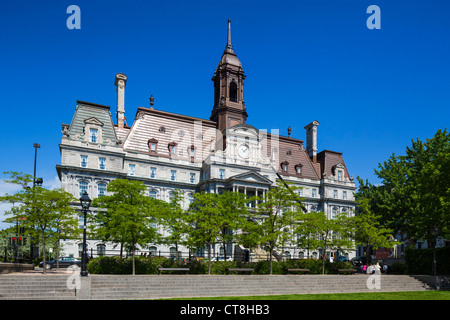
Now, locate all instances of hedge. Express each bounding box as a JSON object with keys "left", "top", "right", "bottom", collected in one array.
[
  {"left": 405, "top": 247, "right": 450, "bottom": 275},
  {"left": 86, "top": 256, "right": 354, "bottom": 275}
]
